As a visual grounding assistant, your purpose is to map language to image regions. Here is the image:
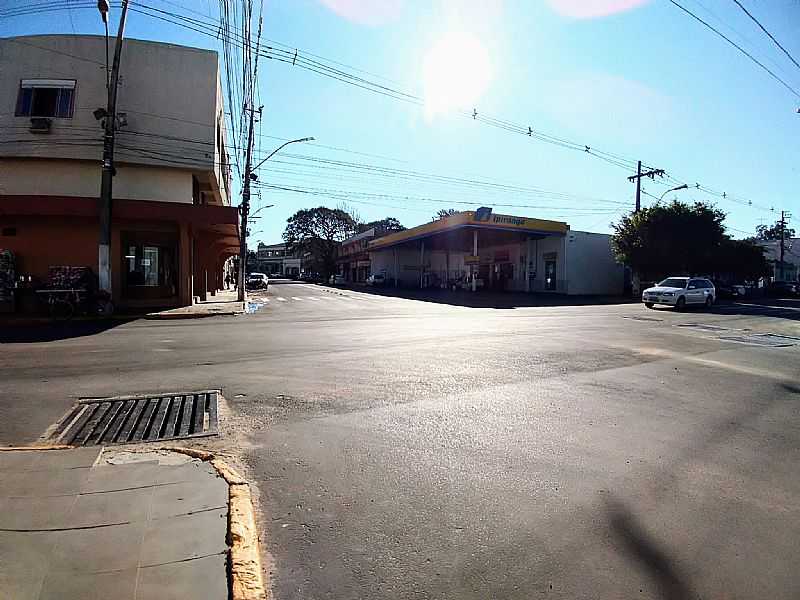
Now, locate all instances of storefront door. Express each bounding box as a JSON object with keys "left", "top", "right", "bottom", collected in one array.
[{"left": 122, "top": 232, "right": 178, "bottom": 302}]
